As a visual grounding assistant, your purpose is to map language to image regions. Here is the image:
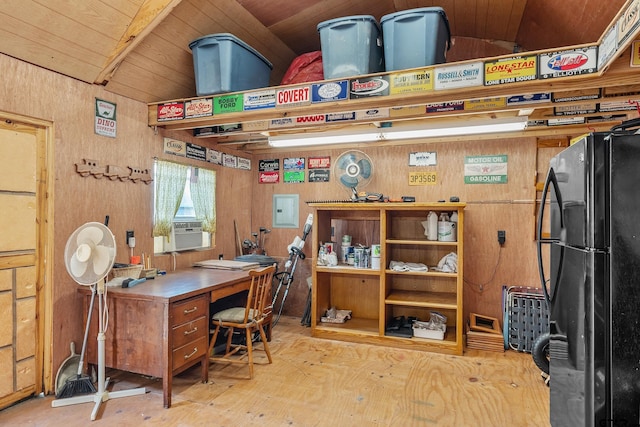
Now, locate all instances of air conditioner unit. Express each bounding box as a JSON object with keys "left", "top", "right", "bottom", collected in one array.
[{"left": 163, "top": 220, "right": 204, "bottom": 252}]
